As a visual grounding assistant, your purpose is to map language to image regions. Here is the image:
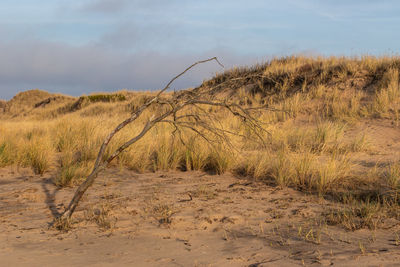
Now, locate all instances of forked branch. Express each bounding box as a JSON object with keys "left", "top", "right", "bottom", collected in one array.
[{"left": 58, "top": 57, "right": 269, "bottom": 221}]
